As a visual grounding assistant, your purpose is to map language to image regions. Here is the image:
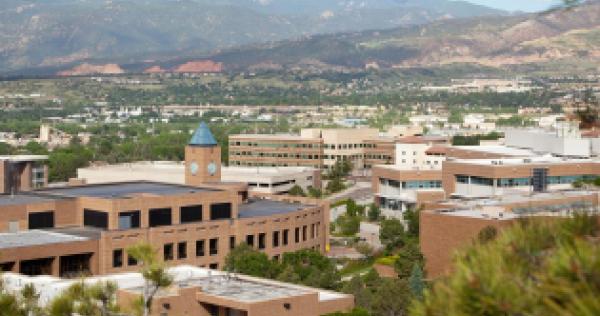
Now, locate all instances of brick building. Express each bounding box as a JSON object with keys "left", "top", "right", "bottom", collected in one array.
[{"left": 0, "top": 123, "right": 329, "bottom": 279}]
